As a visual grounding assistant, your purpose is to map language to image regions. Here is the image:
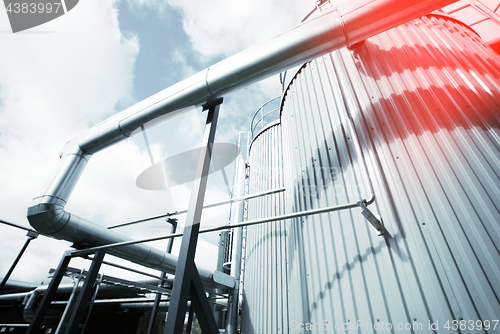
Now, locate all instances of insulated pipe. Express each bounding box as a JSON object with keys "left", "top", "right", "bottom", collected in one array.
[
  {"left": 58, "top": 0, "right": 457, "bottom": 156},
  {"left": 27, "top": 146, "right": 231, "bottom": 289},
  {"left": 27, "top": 0, "right": 457, "bottom": 293}
]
